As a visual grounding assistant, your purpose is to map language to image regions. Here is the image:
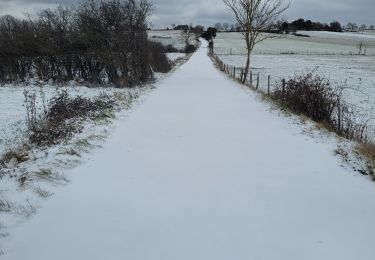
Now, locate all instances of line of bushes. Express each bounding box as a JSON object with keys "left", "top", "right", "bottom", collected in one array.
[{"left": 0, "top": 0, "right": 170, "bottom": 87}]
